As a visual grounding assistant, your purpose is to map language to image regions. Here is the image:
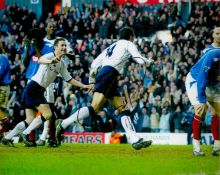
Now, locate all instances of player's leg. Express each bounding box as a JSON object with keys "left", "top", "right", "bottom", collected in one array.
[
  {"left": 185, "top": 73, "right": 206, "bottom": 156},
  {"left": 48, "top": 110, "right": 57, "bottom": 147},
  {"left": 206, "top": 86, "right": 220, "bottom": 156},
  {"left": 44, "top": 84, "right": 57, "bottom": 147},
  {"left": 36, "top": 120, "right": 49, "bottom": 146},
  {"left": 56, "top": 92, "right": 107, "bottom": 144},
  {"left": 109, "top": 96, "right": 152, "bottom": 150},
  {"left": 47, "top": 103, "right": 57, "bottom": 147},
  {"left": 0, "top": 85, "right": 11, "bottom": 140},
  {"left": 208, "top": 101, "right": 220, "bottom": 156},
  {"left": 22, "top": 104, "right": 51, "bottom": 146},
  {"left": 2, "top": 109, "right": 36, "bottom": 146},
  {"left": 60, "top": 92, "right": 106, "bottom": 129},
  {"left": 0, "top": 108, "right": 12, "bottom": 140}
]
